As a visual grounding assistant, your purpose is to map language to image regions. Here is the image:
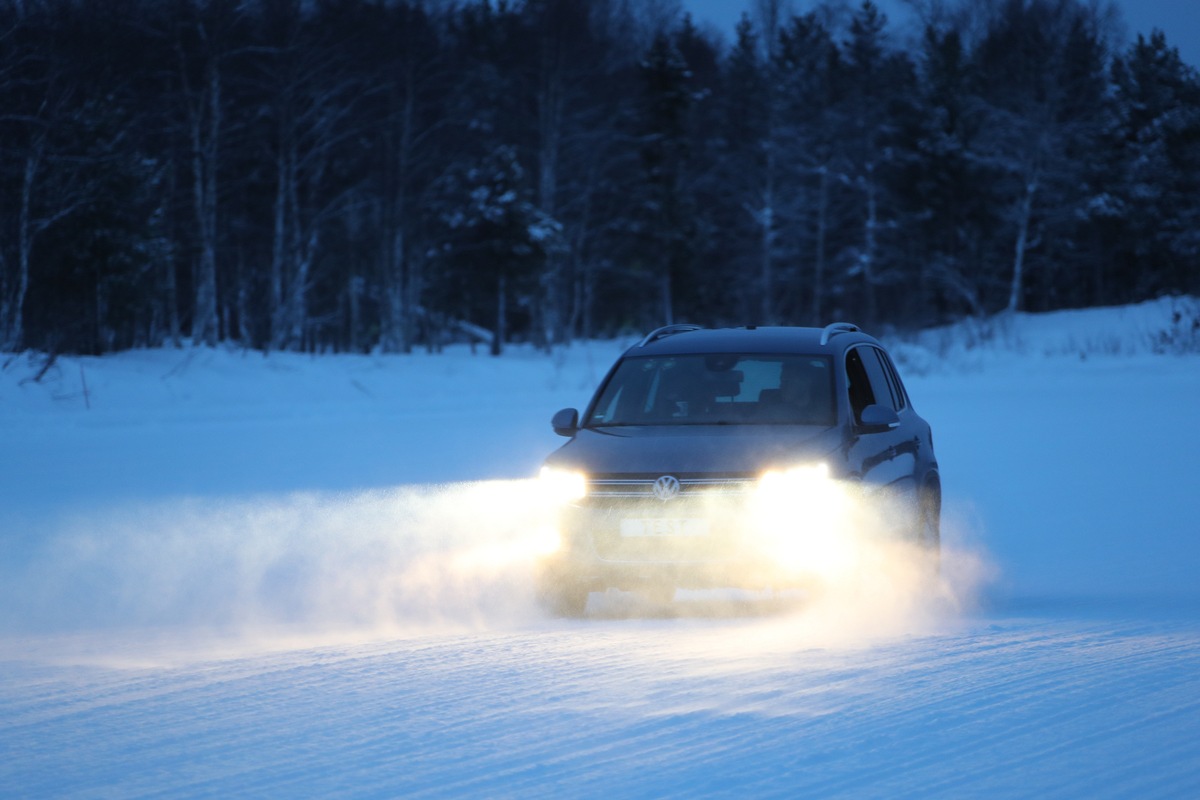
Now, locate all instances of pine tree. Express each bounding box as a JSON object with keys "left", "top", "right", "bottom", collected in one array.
[
  {"left": 773, "top": 11, "right": 842, "bottom": 324},
  {"left": 895, "top": 24, "right": 999, "bottom": 320},
  {"left": 633, "top": 29, "right": 696, "bottom": 326},
  {"left": 428, "top": 145, "right": 563, "bottom": 355},
  {"left": 1110, "top": 31, "right": 1200, "bottom": 299},
  {"left": 835, "top": 1, "right": 914, "bottom": 327},
  {"left": 714, "top": 15, "right": 774, "bottom": 323}
]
